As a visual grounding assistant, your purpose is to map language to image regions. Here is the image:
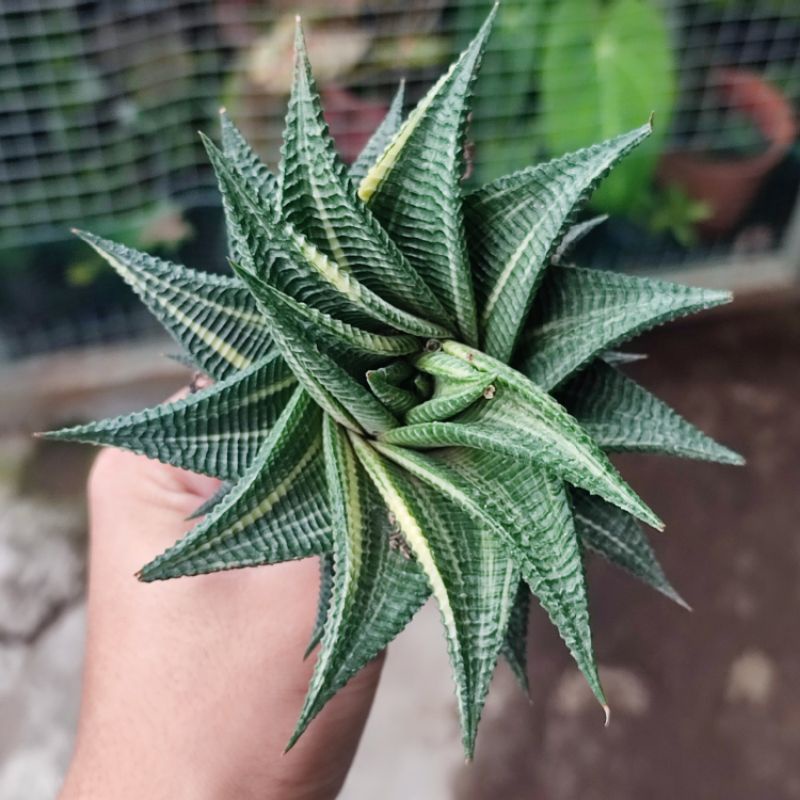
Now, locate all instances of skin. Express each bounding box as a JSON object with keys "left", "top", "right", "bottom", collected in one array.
[{"left": 60, "top": 408, "right": 383, "bottom": 799}]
